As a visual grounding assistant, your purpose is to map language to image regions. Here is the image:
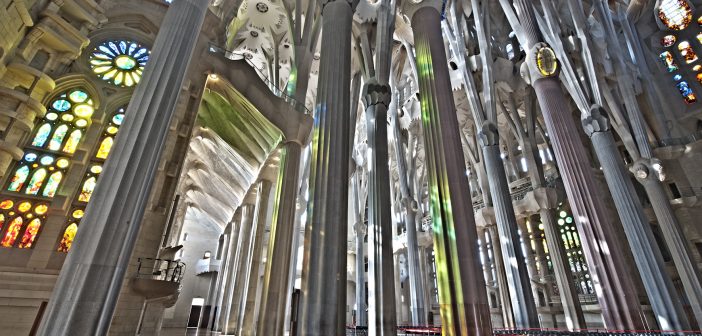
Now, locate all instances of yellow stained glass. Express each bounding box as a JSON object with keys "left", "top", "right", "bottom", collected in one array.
[
  {"left": 34, "top": 204, "right": 48, "bottom": 215},
  {"left": 63, "top": 130, "right": 82, "bottom": 154},
  {"left": 96, "top": 137, "right": 114, "bottom": 159},
  {"left": 56, "top": 159, "right": 69, "bottom": 169},
  {"left": 58, "top": 223, "right": 78, "bottom": 252},
  {"left": 72, "top": 209, "right": 84, "bottom": 219},
  {"left": 78, "top": 177, "right": 96, "bottom": 202},
  {"left": 74, "top": 105, "right": 94, "bottom": 118},
  {"left": 18, "top": 202, "right": 31, "bottom": 213},
  {"left": 25, "top": 169, "right": 46, "bottom": 195},
  {"left": 0, "top": 201, "right": 13, "bottom": 210},
  {"left": 43, "top": 172, "right": 62, "bottom": 198}
]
